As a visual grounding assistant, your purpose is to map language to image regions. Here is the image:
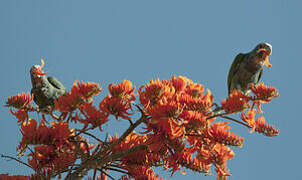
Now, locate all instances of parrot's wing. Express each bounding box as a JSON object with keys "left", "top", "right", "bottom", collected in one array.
[
  {"left": 47, "top": 76, "right": 65, "bottom": 90},
  {"left": 227, "top": 53, "right": 246, "bottom": 94}
]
